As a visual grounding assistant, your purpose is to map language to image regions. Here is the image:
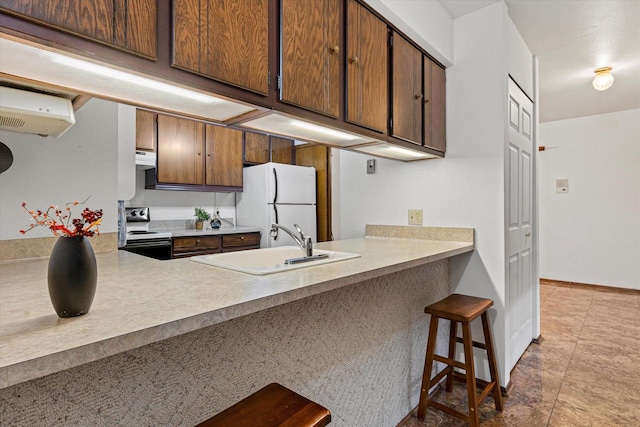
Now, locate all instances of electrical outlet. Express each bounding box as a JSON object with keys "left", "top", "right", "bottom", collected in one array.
[{"left": 408, "top": 209, "right": 423, "bottom": 225}]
